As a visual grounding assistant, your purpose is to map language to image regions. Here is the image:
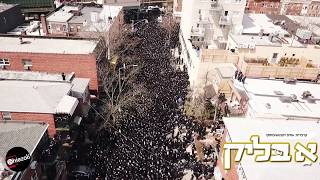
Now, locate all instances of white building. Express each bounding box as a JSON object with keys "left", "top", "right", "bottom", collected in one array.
[
  {"left": 217, "top": 117, "right": 320, "bottom": 180},
  {"left": 179, "top": 0, "right": 245, "bottom": 93},
  {"left": 231, "top": 78, "right": 320, "bottom": 120}
]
